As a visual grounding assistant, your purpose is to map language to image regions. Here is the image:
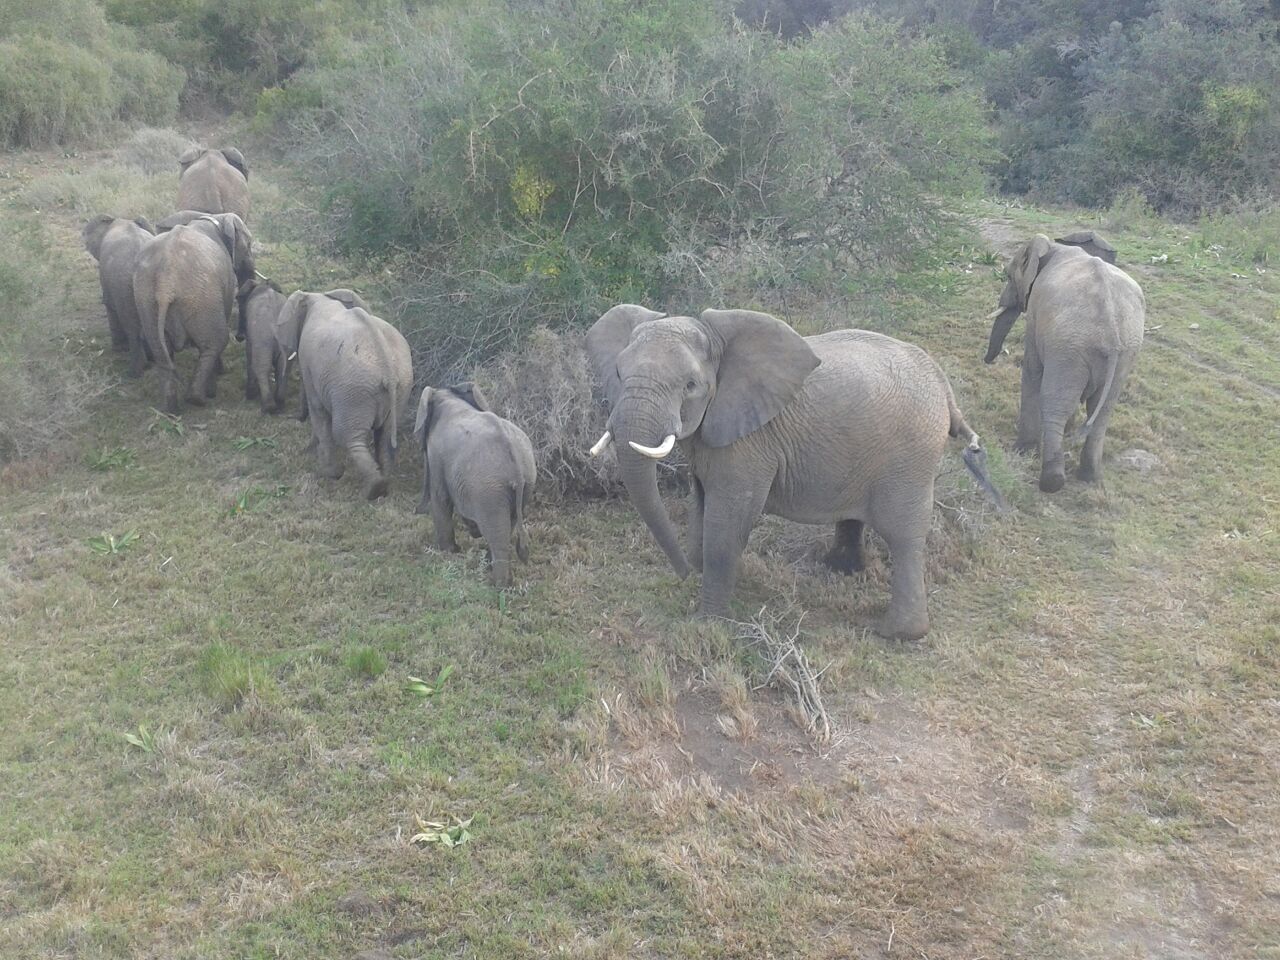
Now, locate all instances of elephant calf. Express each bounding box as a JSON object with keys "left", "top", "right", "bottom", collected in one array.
[
  {"left": 81, "top": 215, "right": 156, "bottom": 377},
  {"left": 986, "top": 232, "right": 1144, "bottom": 492},
  {"left": 133, "top": 213, "right": 254, "bottom": 413},
  {"left": 274, "top": 290, "right": 412, "bottom": 500},
  {"left": 237, "top": 278, "right": 288, "bottom": 414},
  {"left": 413, "top": 383, "right": 536, "bottom": 588}
]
